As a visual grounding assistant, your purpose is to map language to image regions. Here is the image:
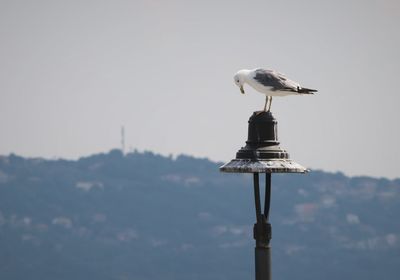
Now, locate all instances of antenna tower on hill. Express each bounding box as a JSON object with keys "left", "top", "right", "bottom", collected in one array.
[{"left": 121, "top": 126, "right": 125, "bottom": 155}]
